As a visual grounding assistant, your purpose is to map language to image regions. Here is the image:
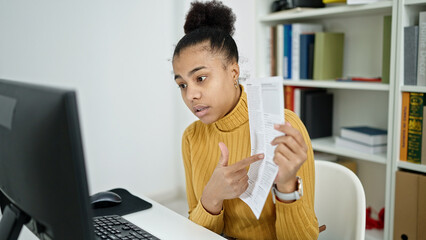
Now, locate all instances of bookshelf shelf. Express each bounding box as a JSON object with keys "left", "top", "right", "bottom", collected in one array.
[
  {"left": 404, "top": 0, "right": 426, "bottom": 5},
  {"left": 365, "top": 229, "right": 385, "bottom": 240},
  {"left": 283, "top": 80, "right": 390, "bottom": 91},
  {"left": 259, "top": 1, "right": 392, "bottom": 24},
  {"left": 400, "top": 85, "right": 426, "bottom": 93},
  {"left": 311, "top": 137, "right": 387, "bottom": 164},
  {"left": 397, "top": 161, "right": 426, "bottom": 173}
]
